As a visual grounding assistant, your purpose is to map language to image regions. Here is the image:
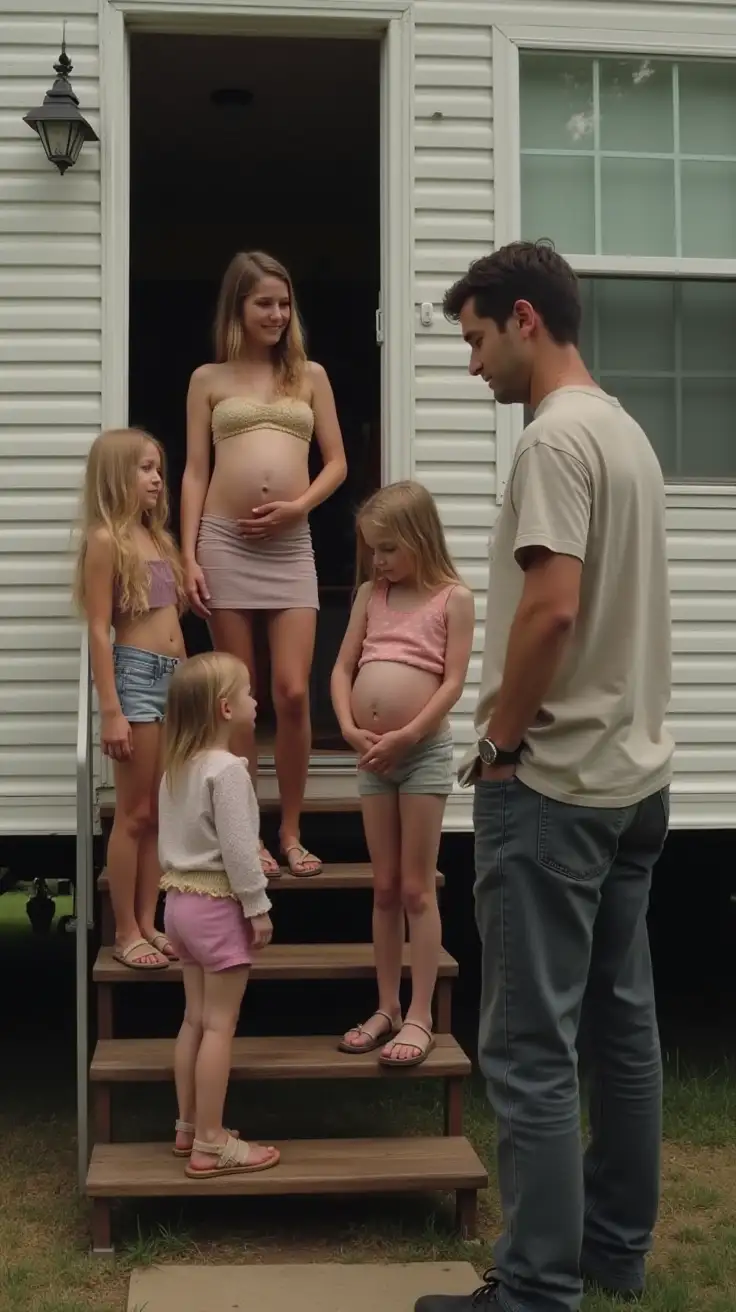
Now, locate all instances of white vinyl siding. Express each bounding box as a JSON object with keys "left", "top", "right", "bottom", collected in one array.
[
  {"left": 0, "top": 2, "right": 100, "bottom": 834},
  {"left": 413, "top": 2, "right": 494, "bottom": 828}
]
